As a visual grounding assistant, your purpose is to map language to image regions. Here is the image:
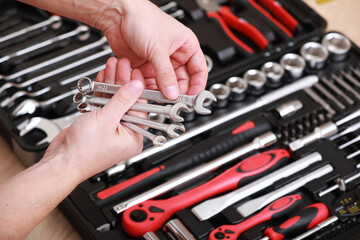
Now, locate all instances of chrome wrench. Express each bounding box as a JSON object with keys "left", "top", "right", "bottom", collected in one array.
[{"left": 122, "top": 122, "right": 166, "bottom": 147}]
